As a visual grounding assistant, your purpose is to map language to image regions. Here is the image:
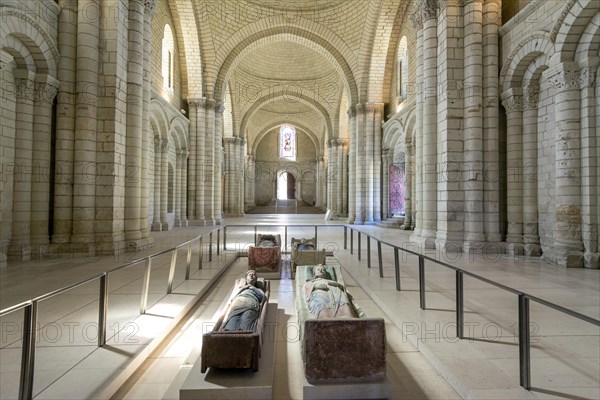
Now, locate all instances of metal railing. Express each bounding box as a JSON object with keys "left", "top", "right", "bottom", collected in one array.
[
  {"left": 0, "top": 226, "right": 224, "bottom": 400},
  {"left": 345, "top": 226, "right": 600, "bottom": 390},
  {"left": 223, "top": 223, "right": 346, "bottom": 252}
]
